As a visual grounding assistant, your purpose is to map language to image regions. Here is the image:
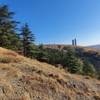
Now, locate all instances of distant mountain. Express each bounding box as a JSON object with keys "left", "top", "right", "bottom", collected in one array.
[{"left": 88, "top": 44, "right": 100, "bottom": 50}]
